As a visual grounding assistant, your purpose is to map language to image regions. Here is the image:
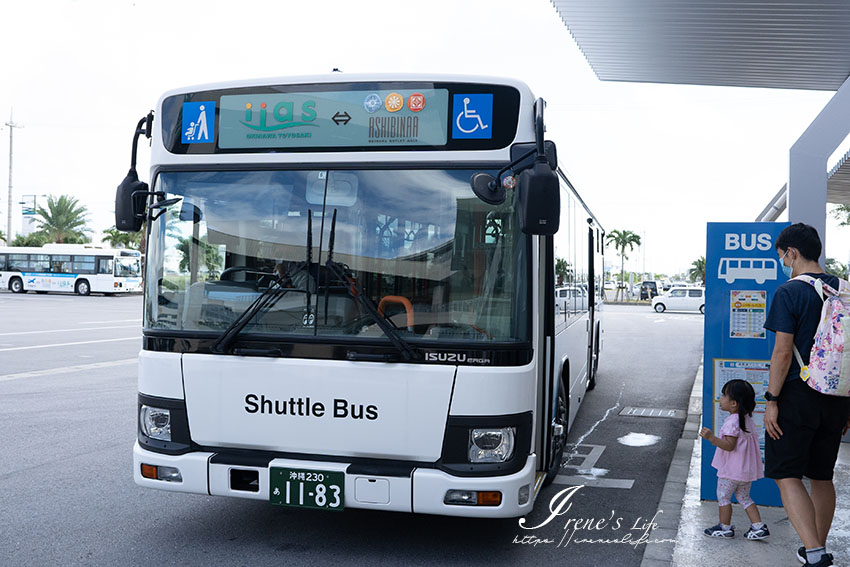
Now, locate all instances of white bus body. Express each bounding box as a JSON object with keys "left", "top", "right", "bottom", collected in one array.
[
  {"left": 0, "top": 244, "right": 142, "bottom": 295},
  {"left": 128, "top": 74, "right": 604, "bottom": 518}
]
